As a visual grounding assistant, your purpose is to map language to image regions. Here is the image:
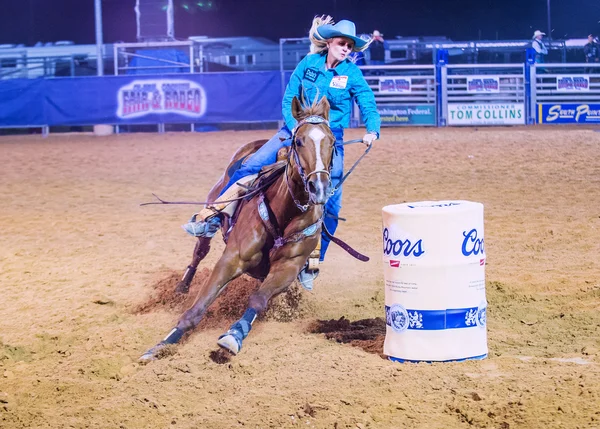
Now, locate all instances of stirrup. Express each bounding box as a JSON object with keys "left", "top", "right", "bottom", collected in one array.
[
  {"left": 307, "top": 237, "right": 321, "bottom": 271},
  {"left": 182, "top": 214, "right": 221, "bottom": 237},
  {"left": 307, "top": 244, "right": 321, "bottom": 271}
]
